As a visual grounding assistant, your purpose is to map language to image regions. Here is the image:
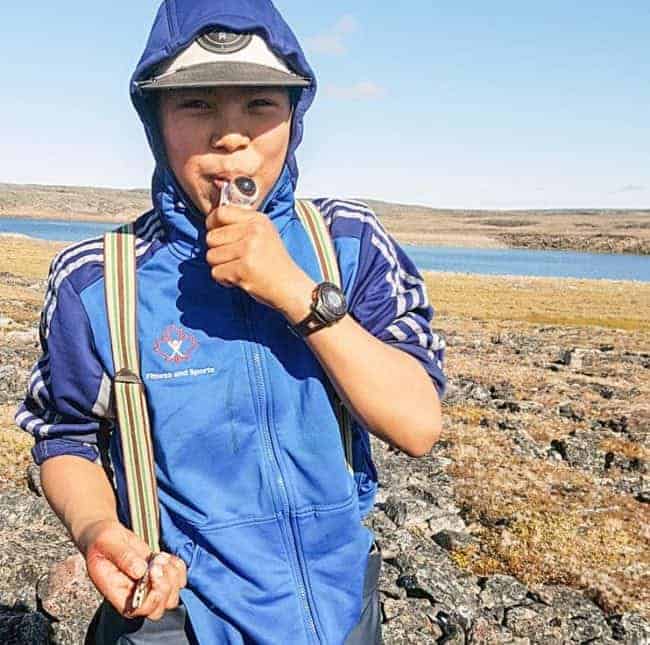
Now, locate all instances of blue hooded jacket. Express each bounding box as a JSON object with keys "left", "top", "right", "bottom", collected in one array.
[{"left": 16, "top": 1, "right": 446, "bottom": 642}]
